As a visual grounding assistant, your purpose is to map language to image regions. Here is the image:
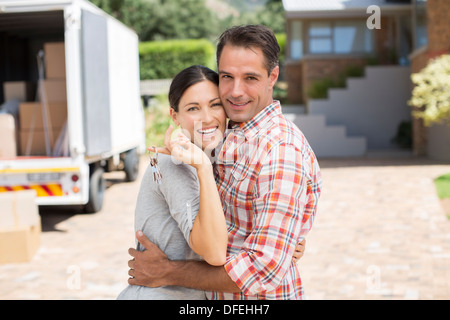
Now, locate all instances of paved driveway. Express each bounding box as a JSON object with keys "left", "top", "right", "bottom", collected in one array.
[
  {"left": 0, "top": 168, "right": 138, "bottom": 300},
  {"left": 1, "top": 156, "right": 450, "bottom": 299},
  {"left": 300, "top": 157, "right": 450, "bottom": 299}
]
